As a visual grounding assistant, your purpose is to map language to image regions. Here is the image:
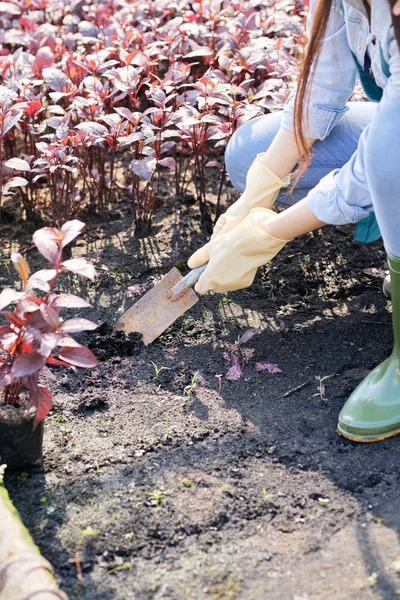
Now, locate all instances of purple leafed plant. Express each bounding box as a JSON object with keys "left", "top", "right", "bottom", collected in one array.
[
  {"left": 0, "top": 220, "right": 98, "bottom": 428},
  {"left": 226, "top": 328, "right": 263, "bottom": 381},
  {"left": 0, "top": 0, "right": 306, "bottom": 228}
]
